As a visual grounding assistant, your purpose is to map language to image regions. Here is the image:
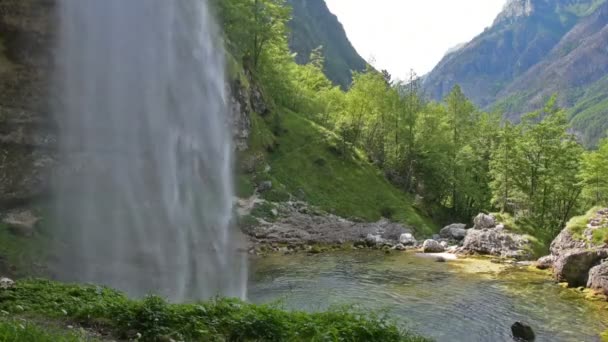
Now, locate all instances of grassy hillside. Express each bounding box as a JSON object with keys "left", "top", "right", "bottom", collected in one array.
[{"left": 240, "top": 109, "right": 436, "bottom": 236}]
